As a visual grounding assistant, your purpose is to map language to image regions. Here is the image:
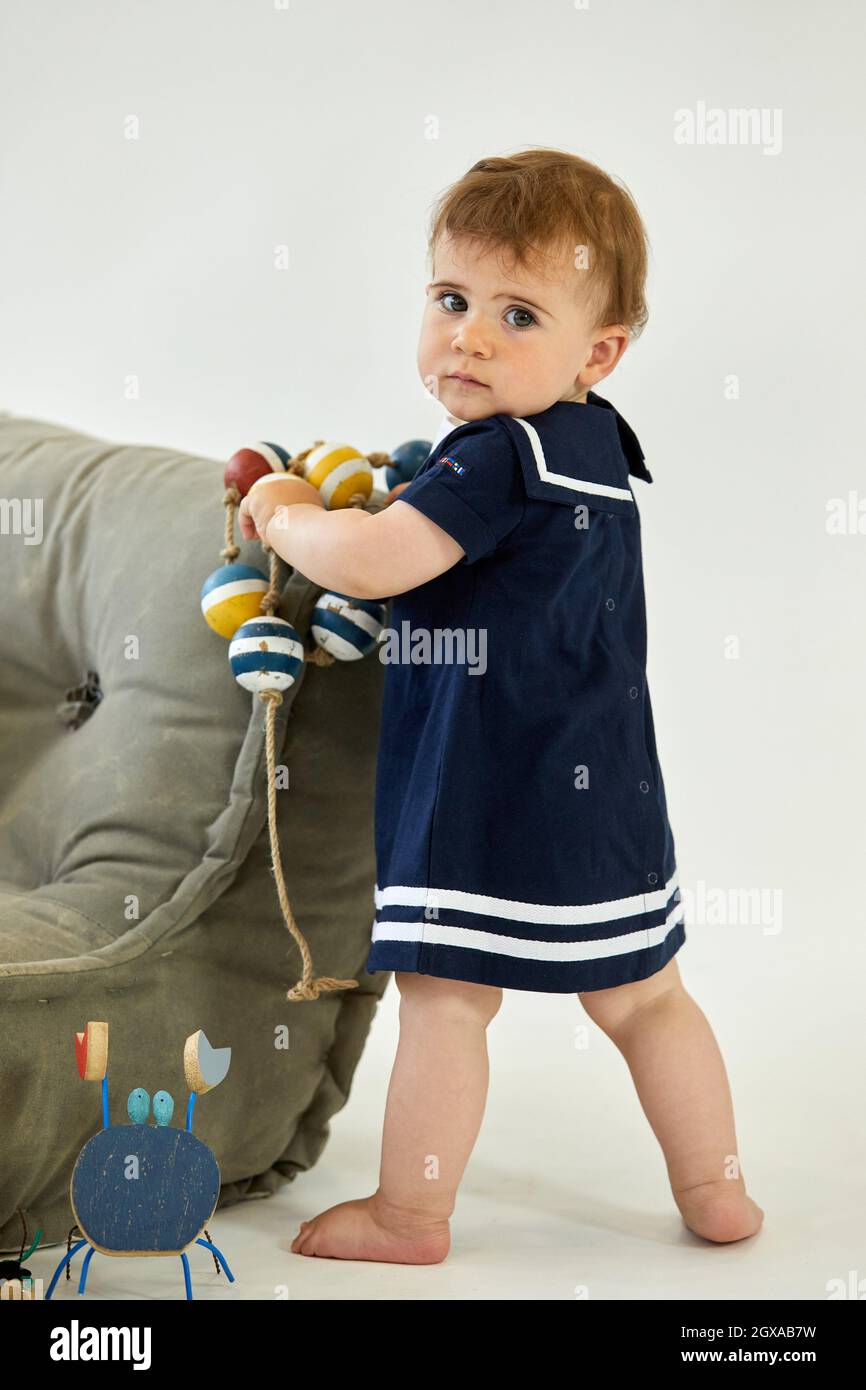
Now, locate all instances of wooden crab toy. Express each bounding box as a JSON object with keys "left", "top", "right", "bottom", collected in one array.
[{"left": 45, "top": 1021, "right": 234, "bottom": 1301}]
